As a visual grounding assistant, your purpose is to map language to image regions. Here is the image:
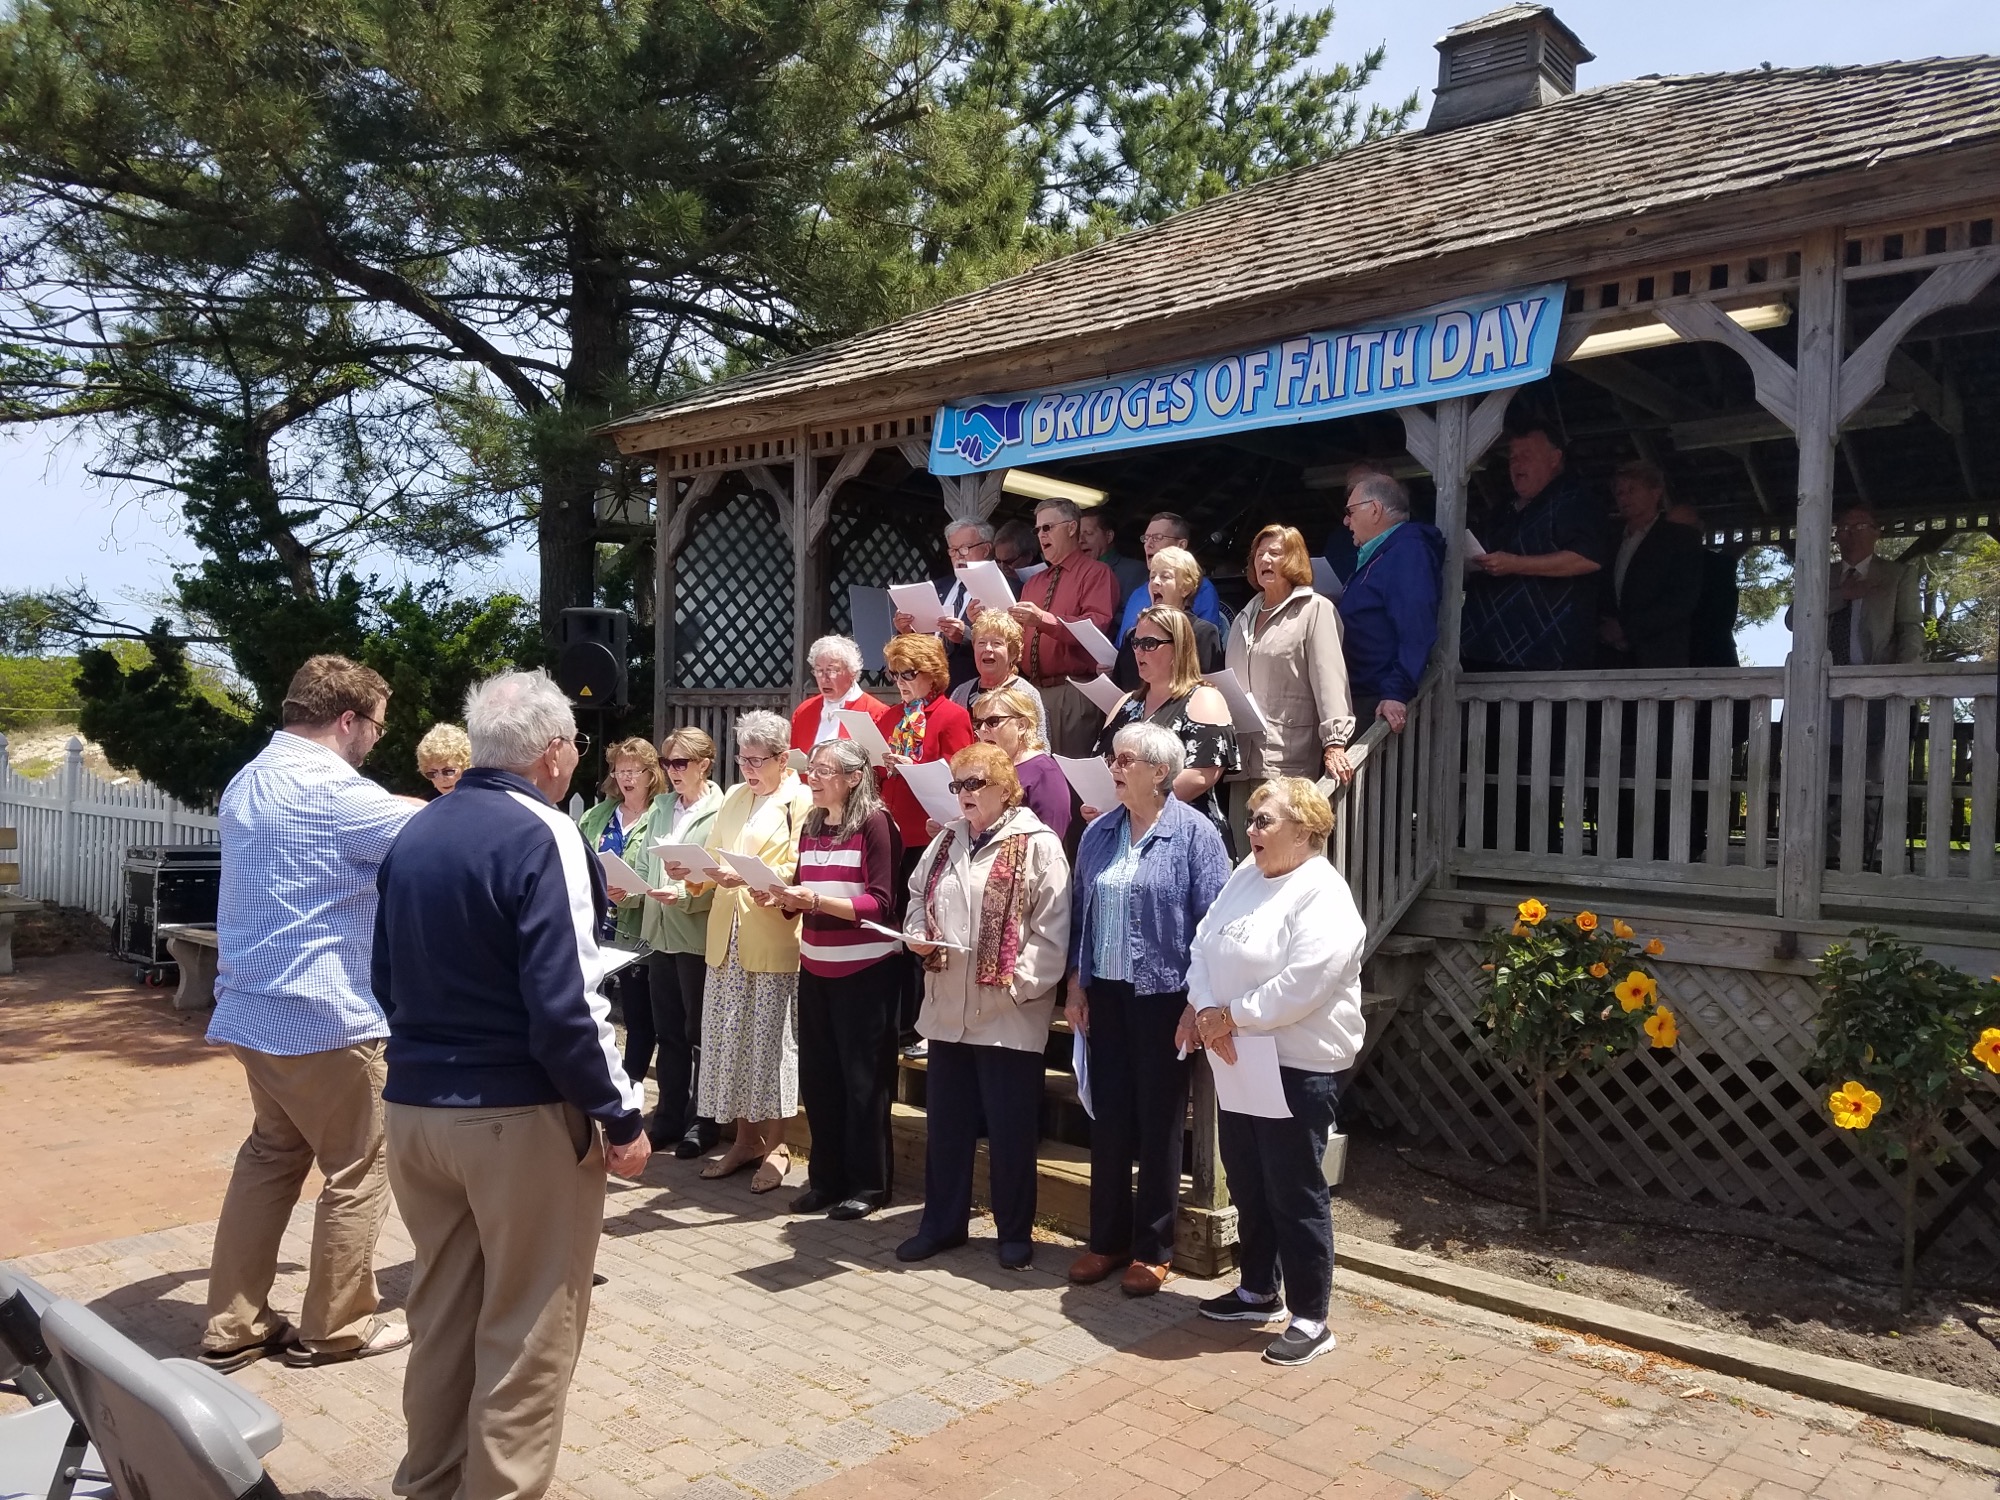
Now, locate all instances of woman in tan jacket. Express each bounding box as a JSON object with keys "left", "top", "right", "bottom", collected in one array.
[
  {"left": 1222, "top": 524, "right": 1356, "bottom": 836},
  {"left": 899, "top": 742, "right": 1071, "bottom": 1271}
]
